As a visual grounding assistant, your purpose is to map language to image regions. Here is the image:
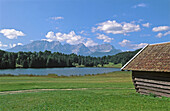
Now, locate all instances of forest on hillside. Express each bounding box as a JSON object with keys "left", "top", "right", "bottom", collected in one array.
[{"left": 0, "top": 49, "right": 140, "bottom": 69}]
